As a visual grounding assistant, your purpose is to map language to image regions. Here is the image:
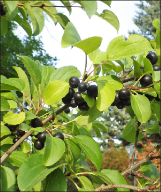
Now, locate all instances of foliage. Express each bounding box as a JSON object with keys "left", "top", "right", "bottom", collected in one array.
[{"left": 0, "top": 1, "right": 160, "bottom": 192}]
